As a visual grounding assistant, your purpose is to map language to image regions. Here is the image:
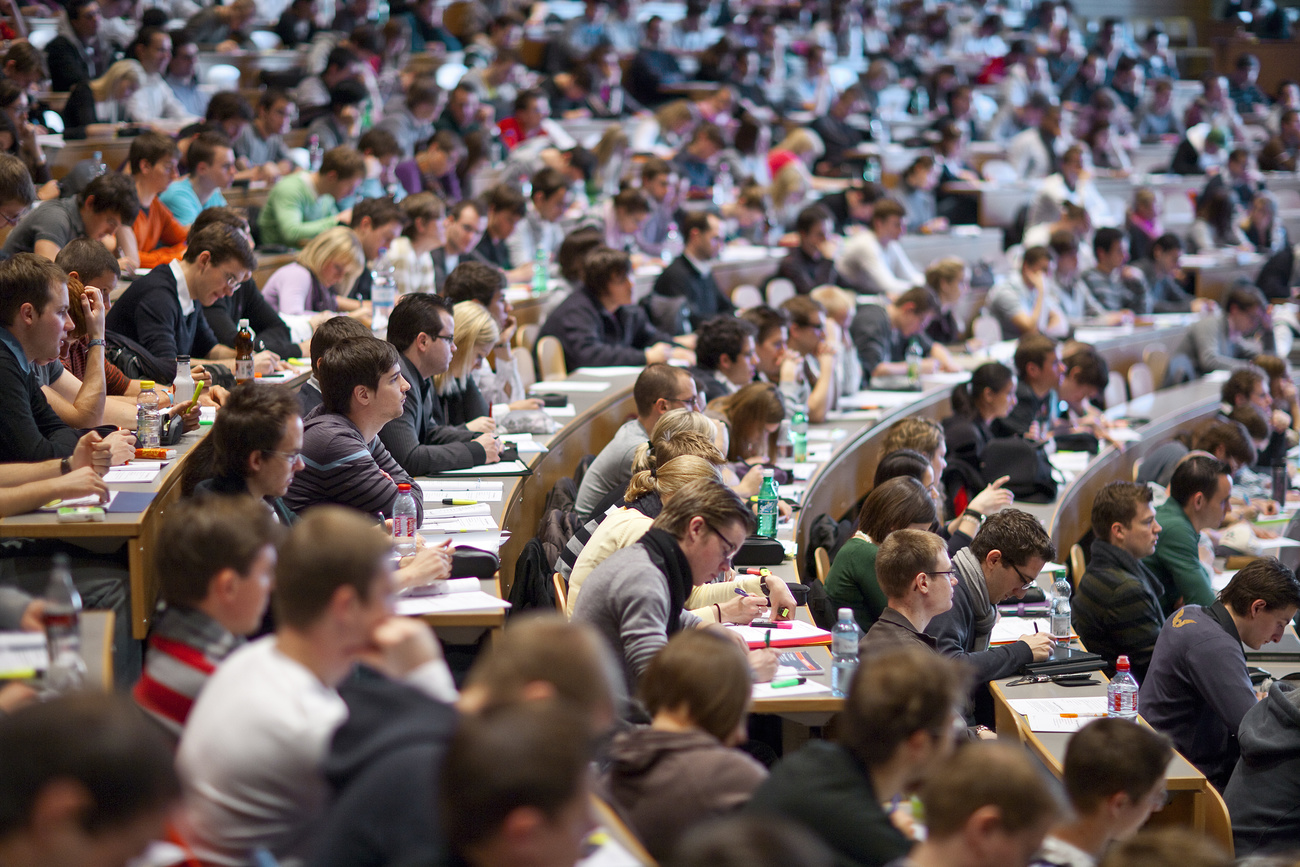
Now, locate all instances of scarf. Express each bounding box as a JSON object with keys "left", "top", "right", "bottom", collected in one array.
[
  {"left": 953, "top": 547, "right": 997, "bottom": 650},
  {"left": 638, "top": 528, "right": 694, "bottom": 635}
]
